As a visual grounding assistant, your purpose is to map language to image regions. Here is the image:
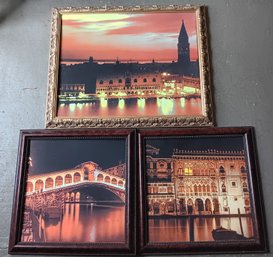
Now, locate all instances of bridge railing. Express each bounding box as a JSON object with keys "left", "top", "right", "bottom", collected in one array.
[{"left": 26, "top": 179, "right": 125, "bottom": 196}]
